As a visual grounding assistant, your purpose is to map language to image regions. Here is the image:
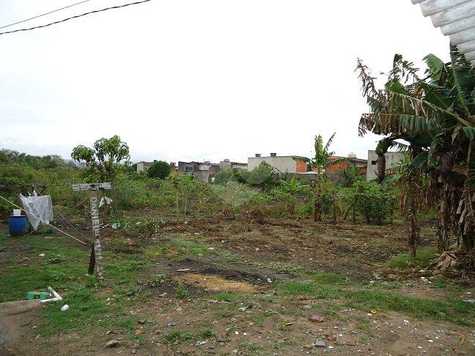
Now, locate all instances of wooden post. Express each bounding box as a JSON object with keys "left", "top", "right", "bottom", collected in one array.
[{"left": 72, "top": 182, "right": 112, "bottom": 279}]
